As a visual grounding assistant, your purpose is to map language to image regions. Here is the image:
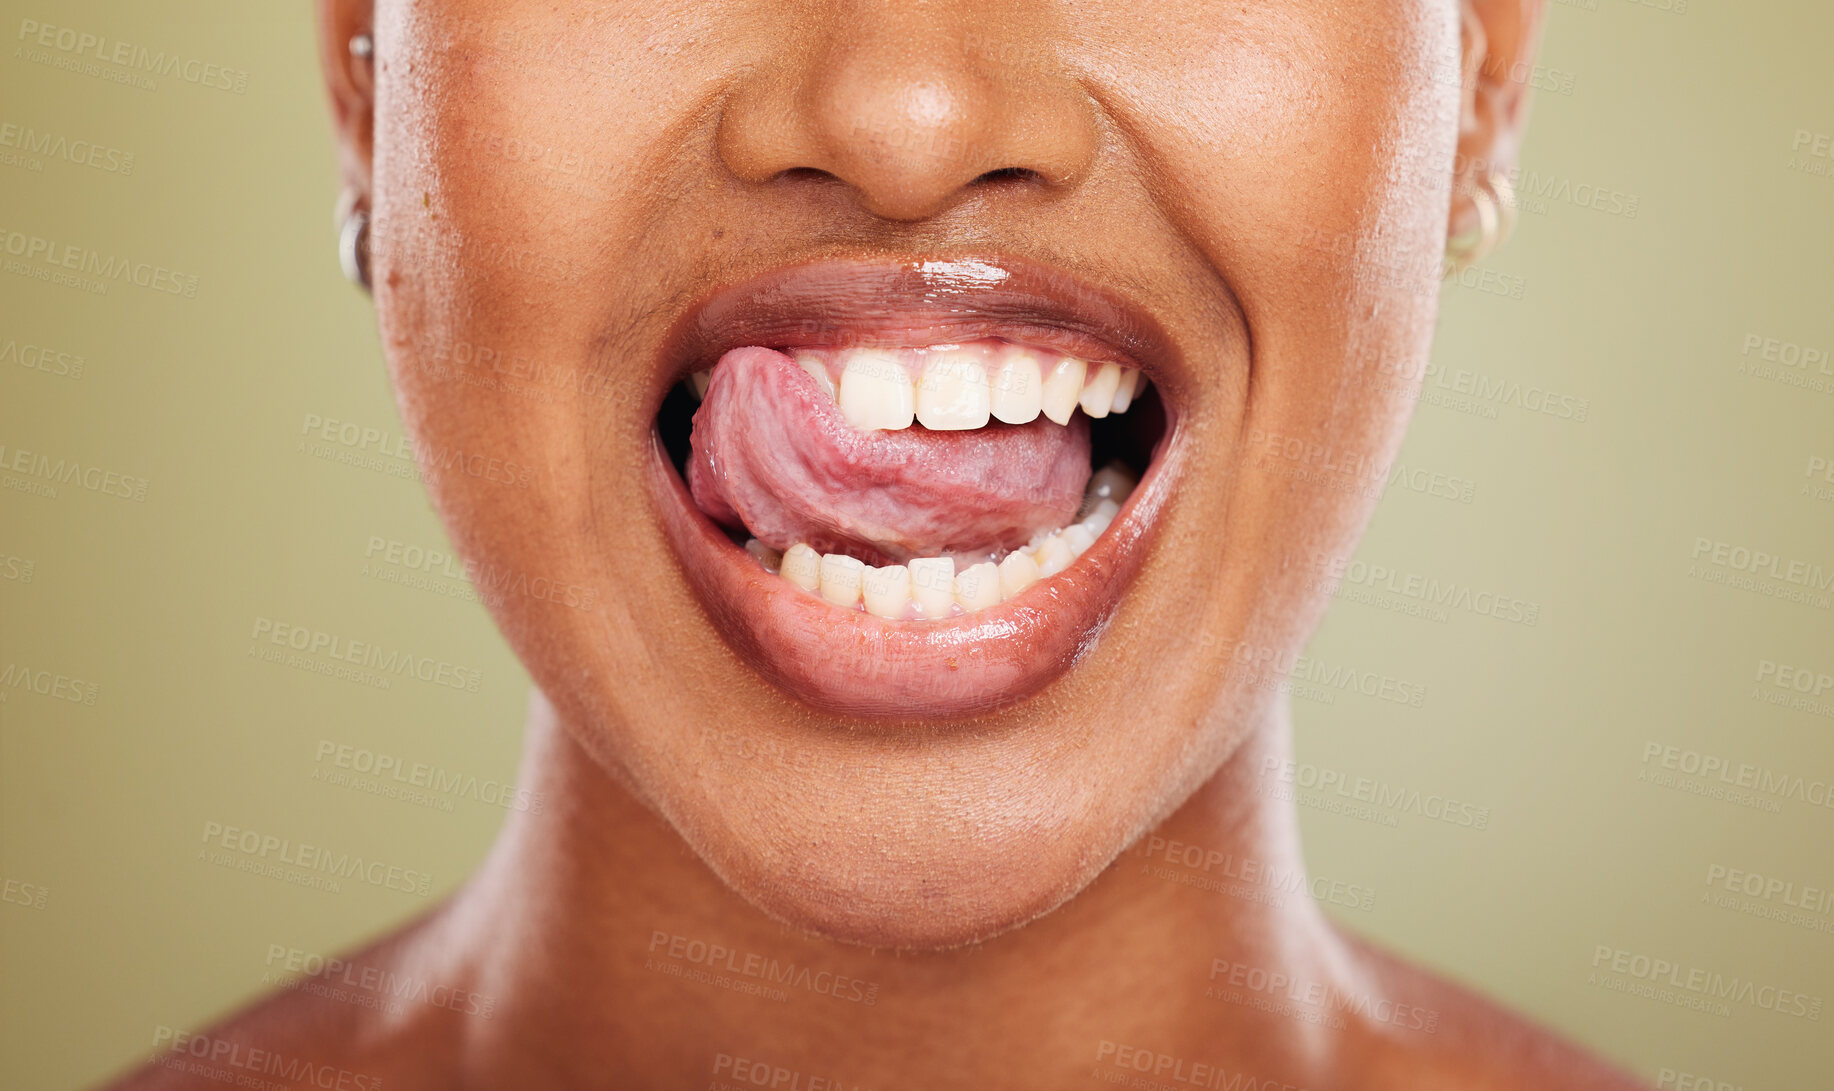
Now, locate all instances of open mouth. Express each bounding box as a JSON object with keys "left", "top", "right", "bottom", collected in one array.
[{"left": 648, "top": 258, "right": 1180, "bottom": 719}]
